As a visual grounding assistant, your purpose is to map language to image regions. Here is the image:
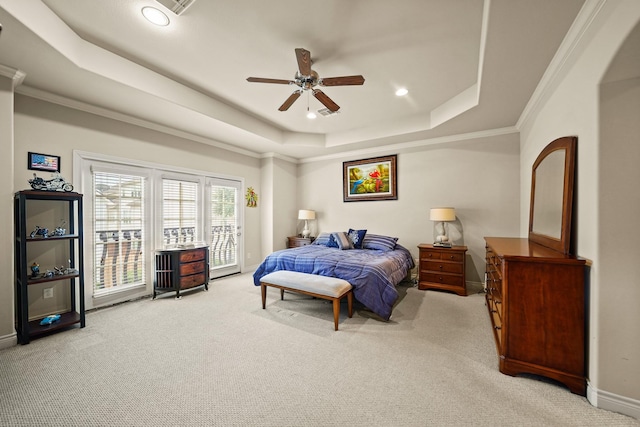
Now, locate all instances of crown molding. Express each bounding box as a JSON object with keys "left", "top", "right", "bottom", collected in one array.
[
  {"left": 0, "top": 64, "right": 26, "bottom": 88},
  {"left": 15, "top": 85, "right": 263, "bottom": 159},
  {"left": 299, "top": 126, "right": 519, "bottom": 164},
  {"left": 517, "top": 0, "right": 607, "bottom": 131}
]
